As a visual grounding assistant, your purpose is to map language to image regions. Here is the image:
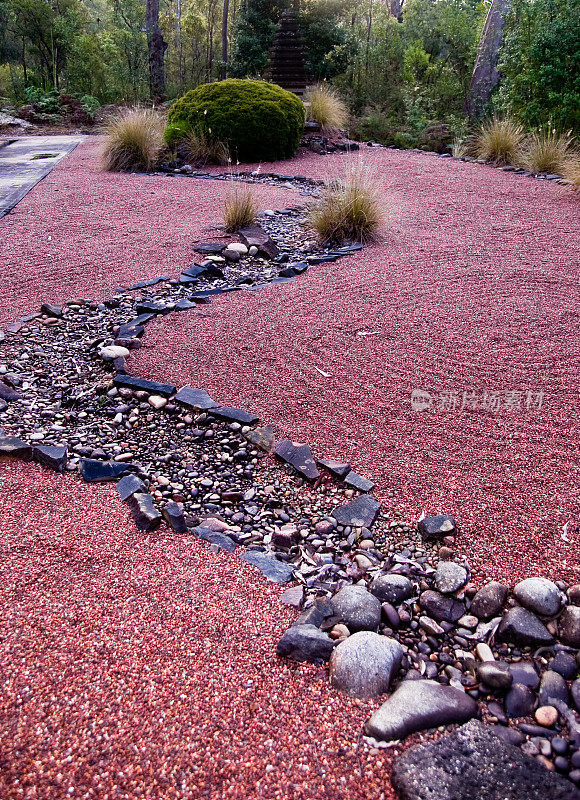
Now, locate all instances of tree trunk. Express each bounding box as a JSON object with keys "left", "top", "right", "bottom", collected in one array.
[
  {"left": 465, "top": 0, "right": 511, "bottom": 119},
  {"left": 221, "top": 0, "right": 229, "bottom": 79},
  {"left": 146, "top": 0, "right": 167, "bottom": 103},
  {"left": 390, "top": 0, "right": 403, "bottom": 23}
]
